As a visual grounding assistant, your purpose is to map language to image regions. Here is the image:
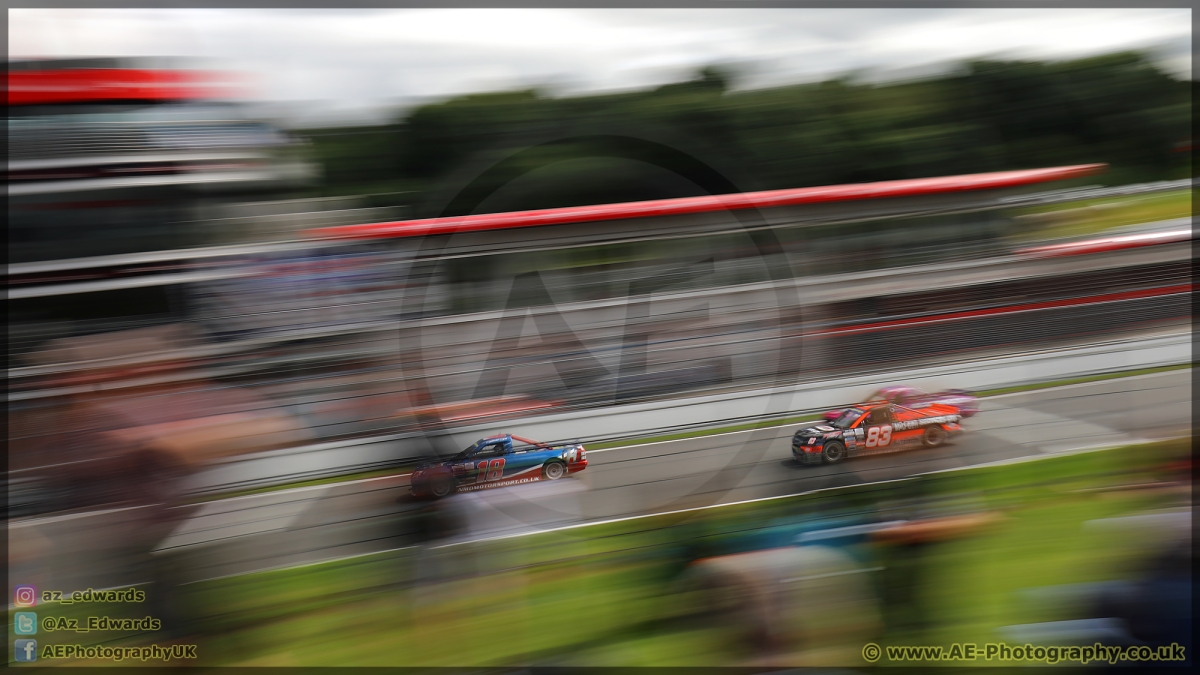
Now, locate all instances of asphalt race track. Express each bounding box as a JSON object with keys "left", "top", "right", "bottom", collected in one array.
[{"left": 10, "top": 369, "right": 1191, "bottom": 592}]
